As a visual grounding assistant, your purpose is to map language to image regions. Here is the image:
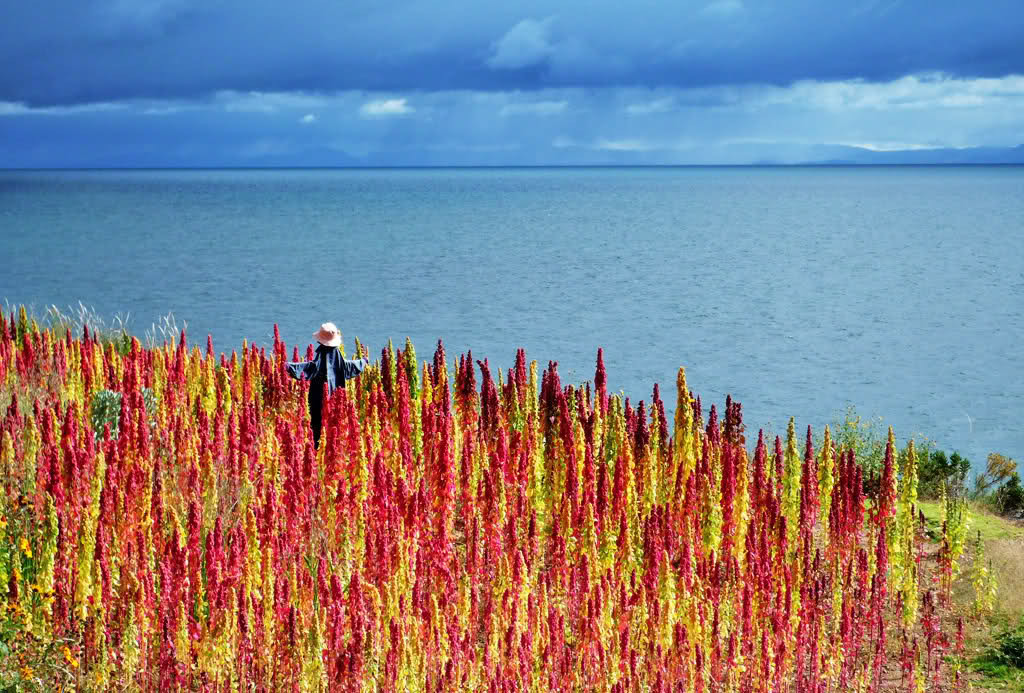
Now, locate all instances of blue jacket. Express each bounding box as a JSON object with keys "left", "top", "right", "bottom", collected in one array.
[{"left": 286, "top": 344, "right": 368, "bottom": 398}]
